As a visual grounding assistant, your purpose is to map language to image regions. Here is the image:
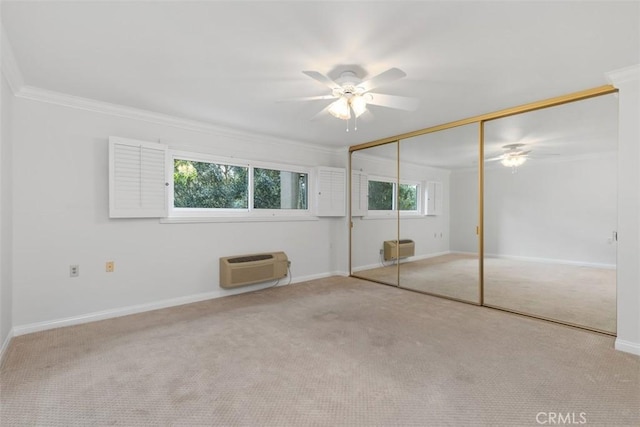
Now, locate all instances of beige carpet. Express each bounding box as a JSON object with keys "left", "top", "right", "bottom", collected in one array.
[
  {"left": 1, "top": 277, "right": 638, "bottom": 426},
  {"left": 360, "top": 253, "right": 480, "bottom": 302},
  {"left": 356, "top": 254, "right": 616, "bottom": 333}
]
